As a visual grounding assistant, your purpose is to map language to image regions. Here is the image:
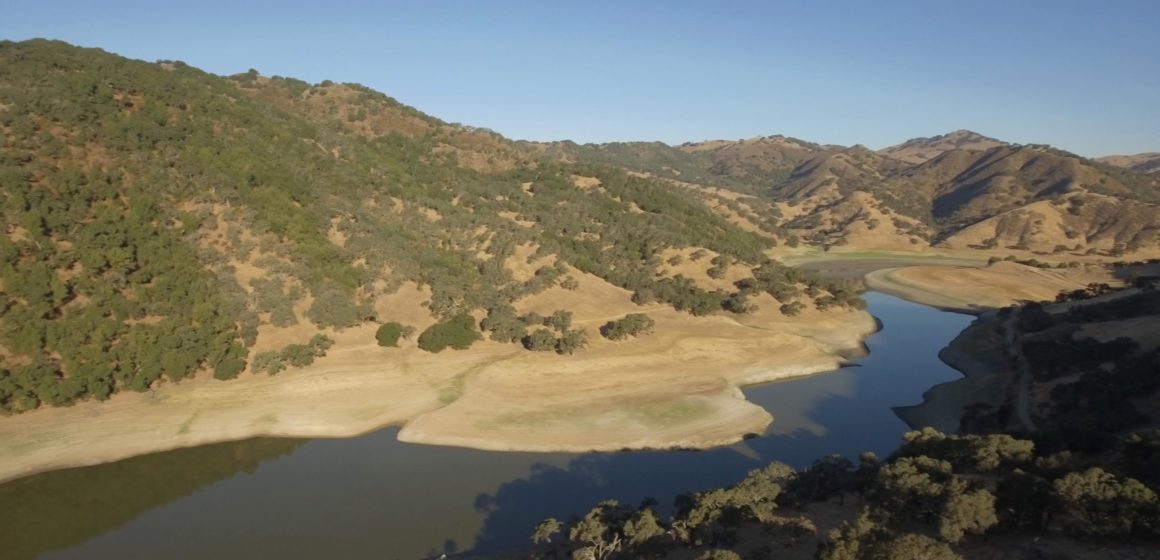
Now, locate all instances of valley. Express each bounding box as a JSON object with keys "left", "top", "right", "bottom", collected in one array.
[{"left": 0, "top": 38, "right": 1158, "bottom": 560}]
